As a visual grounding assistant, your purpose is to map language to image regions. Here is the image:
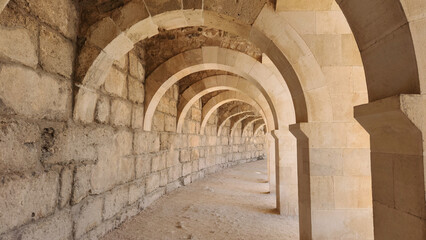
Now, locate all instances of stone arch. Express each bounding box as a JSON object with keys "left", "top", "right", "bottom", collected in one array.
[
  {"left": 230, "top": 114, "right": 259, "bottom": 137},
  {"left": 176, "top": 75, "right": 273, "bottom": 133},
  {"left": 242, "top": 117, "right": 263, "bottom": 137},
  {"left": 200, "top": 91, "right": 266, "bottom": 135},
  {"left": 218, "top": 110, "right": 257, "bottom": 137},
  {"left": 142, "top": 47, "right": 294, "bottom": 132},
  {"left": 254, "top": 123, "right": 266, "bottom": 136}
]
